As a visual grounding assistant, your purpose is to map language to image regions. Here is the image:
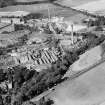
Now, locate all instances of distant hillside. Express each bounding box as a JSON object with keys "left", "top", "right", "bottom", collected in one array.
[
  {"left": 16, "top": 0, "right": 55, "bottom": 2},
  {"left": 0, "top": 0, "right": 15, "bottom": 8},
  {"left": 0, "top": 0, "right": 56, "bottom": 8}
]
